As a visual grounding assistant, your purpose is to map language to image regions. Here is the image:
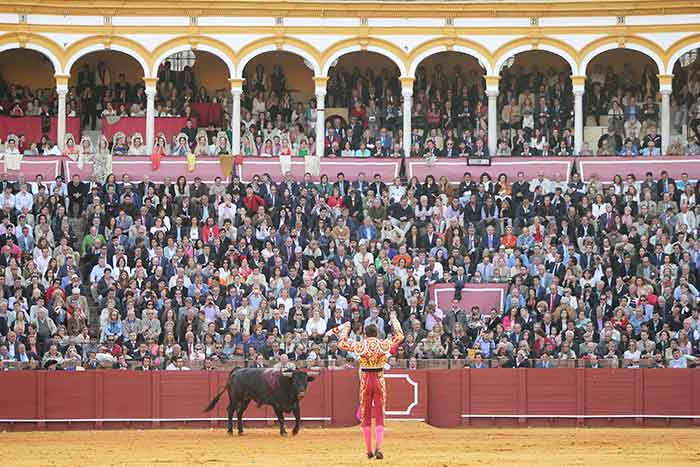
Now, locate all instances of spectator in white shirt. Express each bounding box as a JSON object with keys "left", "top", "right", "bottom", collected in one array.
[
  {"left": 668, "top": 349, "right": 688, "bottom": 368},
  {"left": 305, "top": 309, "right": 327, "bottom": 336},
  {"left": 363, "top": 307, "right": 386, "bottom": 338},
  {"left": 90, "top": 256, "right": 110, "bottom": 284},
  {"left": 0, "top": 187, "right": 14, "bottom": 211},
  {"left": 165, "top": 356, "right": 191, "bottom": 371},
  {"left": 14, "top": 184, "right": 33, "bottom": 212},
  {"left": 624, "top": 115, "right": 642, "bottom": 141},
  {"left": 33, "top": 247, "right": 51, "bottom": 276},
  {"left": 217, "top": 195, "right": 237, "bottom": 226},
  {"left": 623, "top": 340, "right": 641, "bottom": 362},
  {"left": 529, "top": 172, "right": 551, "bottom": 194}
]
